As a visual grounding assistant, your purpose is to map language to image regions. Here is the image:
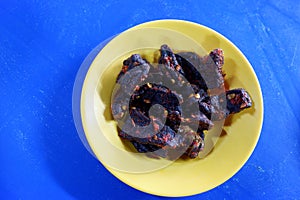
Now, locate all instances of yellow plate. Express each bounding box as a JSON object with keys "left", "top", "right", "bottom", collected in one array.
[{"left": 80, "top": 20, "right": 264, "bottom": 197}]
